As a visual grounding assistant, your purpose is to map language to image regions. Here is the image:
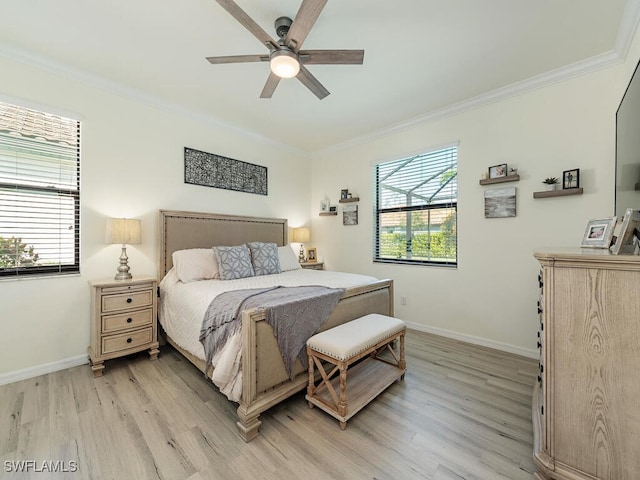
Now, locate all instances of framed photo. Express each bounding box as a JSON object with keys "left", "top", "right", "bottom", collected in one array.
[
  {"left": 611, "top": 208, "right": 640, "bottom": 255},
  {"left": 484, "top": 187, "right": 516, "bottom": 218},
  {"left": 340, "top": 189, "right": 349, "bottom": 200},
  {"left": 581, "top": 217, "right": 617, "bottom": 248},
  {"left": 343, "top": 204, "right": 358, "bottom": 225},
  {"left": 320, "top": 200, "right": 329, "bottom": 212},
  {"left": 563, "top": 169, "right": 580, "bottom": 189},
  {"left": 488, "top": 163, "right": 508, "bottom": 179},
  {"left": 306, "top": 247, "right": 317, "bottom": 263}
]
